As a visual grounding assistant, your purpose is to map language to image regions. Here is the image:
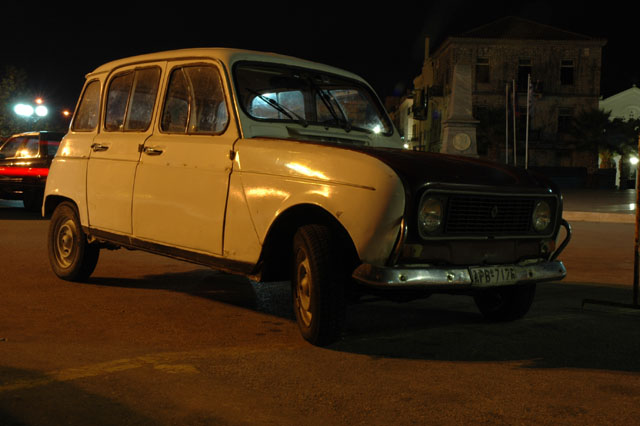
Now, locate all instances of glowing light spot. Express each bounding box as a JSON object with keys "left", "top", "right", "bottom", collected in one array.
[
  {"left": 372, "top": 125, "right": 381, "bottom": 134},
  {"left": 14, "top": 104, "right": 34, "bottom": 117},
  {"left": 630, "top": 157, "right": 639, "bottom": 165},
  {"left": 246, "top": 187, "right": 290, "bottom": 198},
  {"left": 286, "top": 162, "right": 329, "bottom": 180},
  {"left": 35, "top": 106, "right": 48, "bottom": 117}
]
